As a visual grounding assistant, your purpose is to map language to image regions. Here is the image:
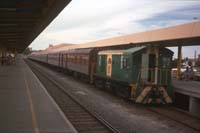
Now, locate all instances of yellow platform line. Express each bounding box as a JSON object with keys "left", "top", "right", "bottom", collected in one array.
[{"left": 23, "top": 70, "right": 40, "bottom": 133}]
